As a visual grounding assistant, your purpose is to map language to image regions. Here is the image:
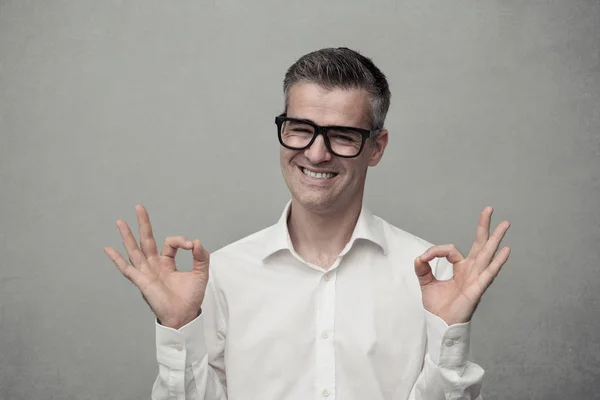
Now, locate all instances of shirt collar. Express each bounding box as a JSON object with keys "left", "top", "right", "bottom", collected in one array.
[
  {"left": 350, "top": 206, "right": 388, "bottom": 255},
  {"left": 261, "top": 200, "right": 388, "bottom": 260},
  {"left": 260, "top": 201, "right": 294, "bottom": 260}
]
